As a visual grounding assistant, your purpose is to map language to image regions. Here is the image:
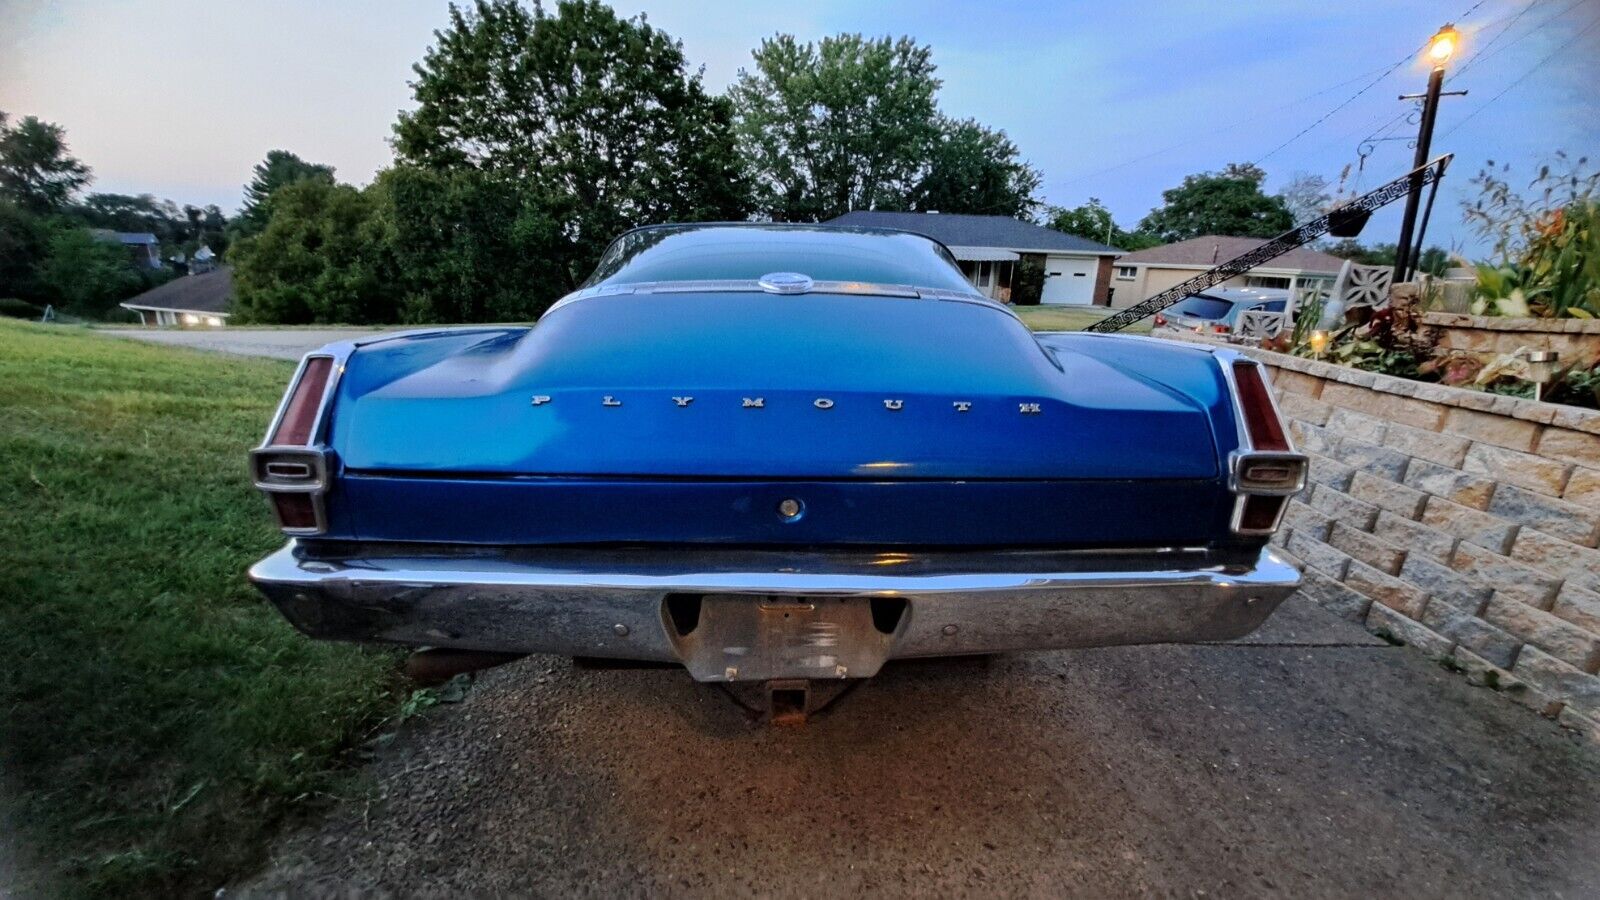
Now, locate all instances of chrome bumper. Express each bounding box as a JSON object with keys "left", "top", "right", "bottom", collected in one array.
[{"left": 250, "top": 542, "right": 1300, "bottom": 683}]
